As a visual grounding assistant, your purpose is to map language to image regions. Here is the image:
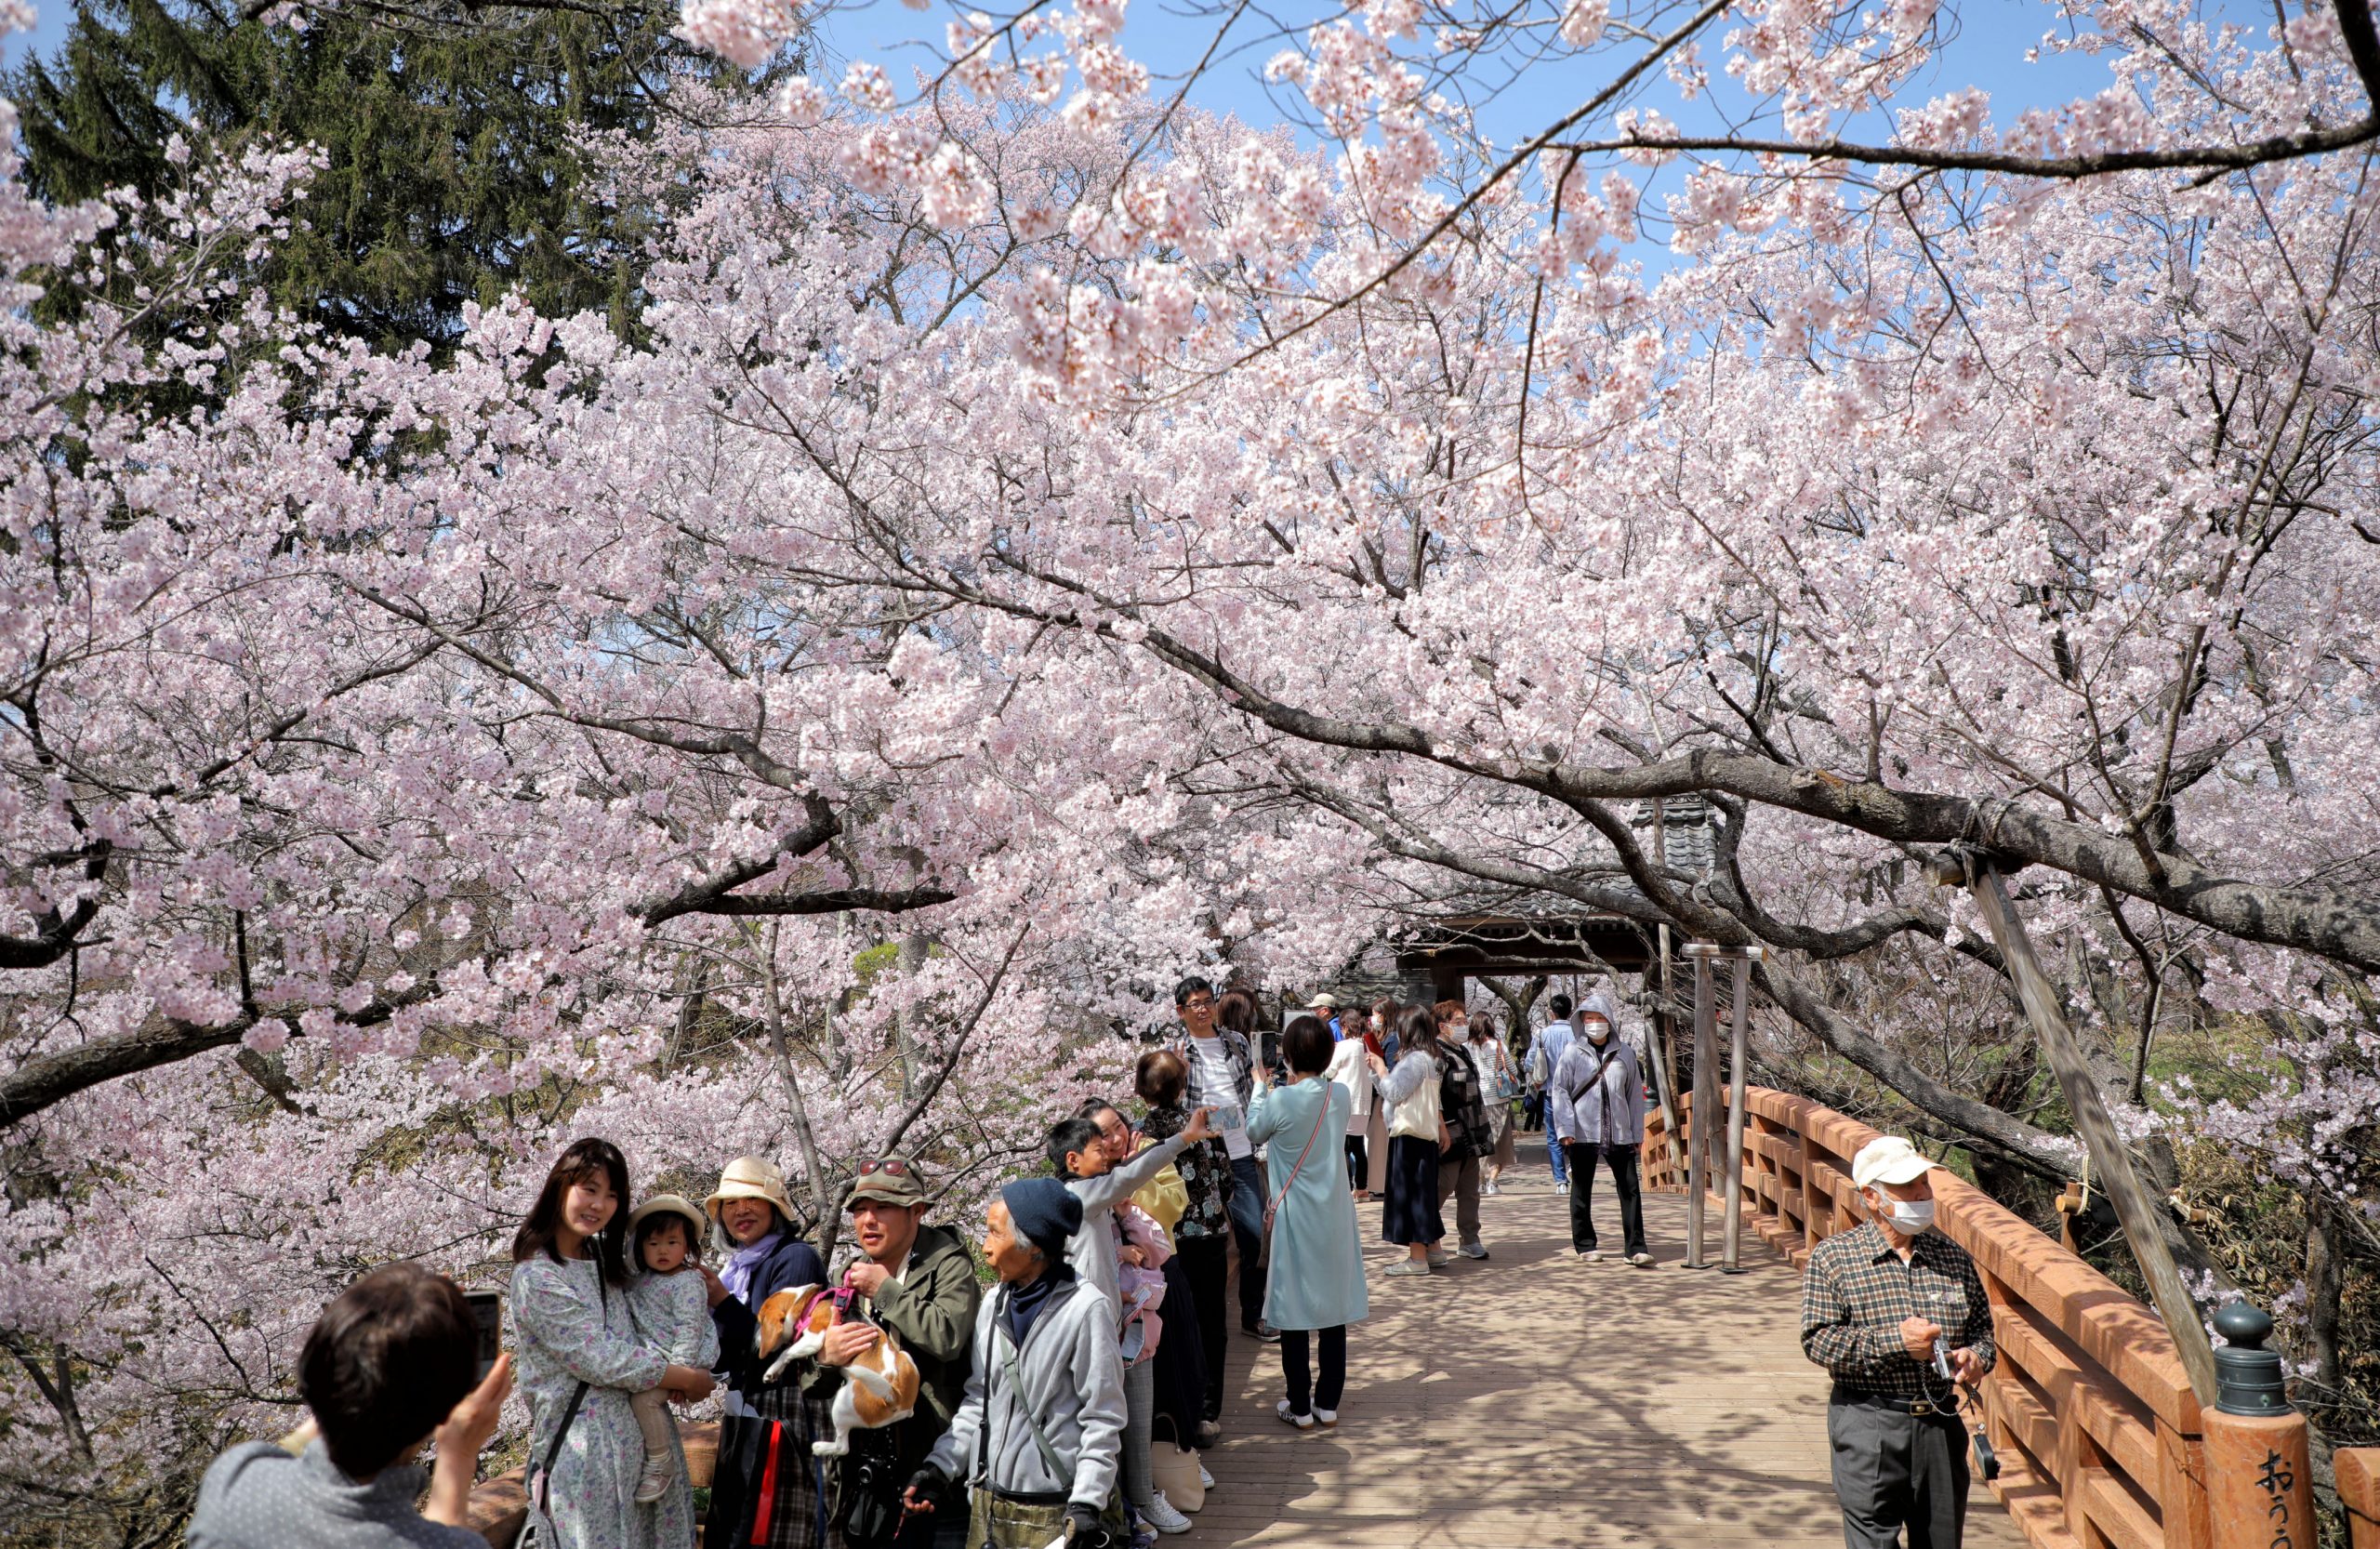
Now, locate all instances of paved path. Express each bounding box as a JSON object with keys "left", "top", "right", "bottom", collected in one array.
[{"left": 1185, "top": 1138, "right": 2027, "bottom": 1549}]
